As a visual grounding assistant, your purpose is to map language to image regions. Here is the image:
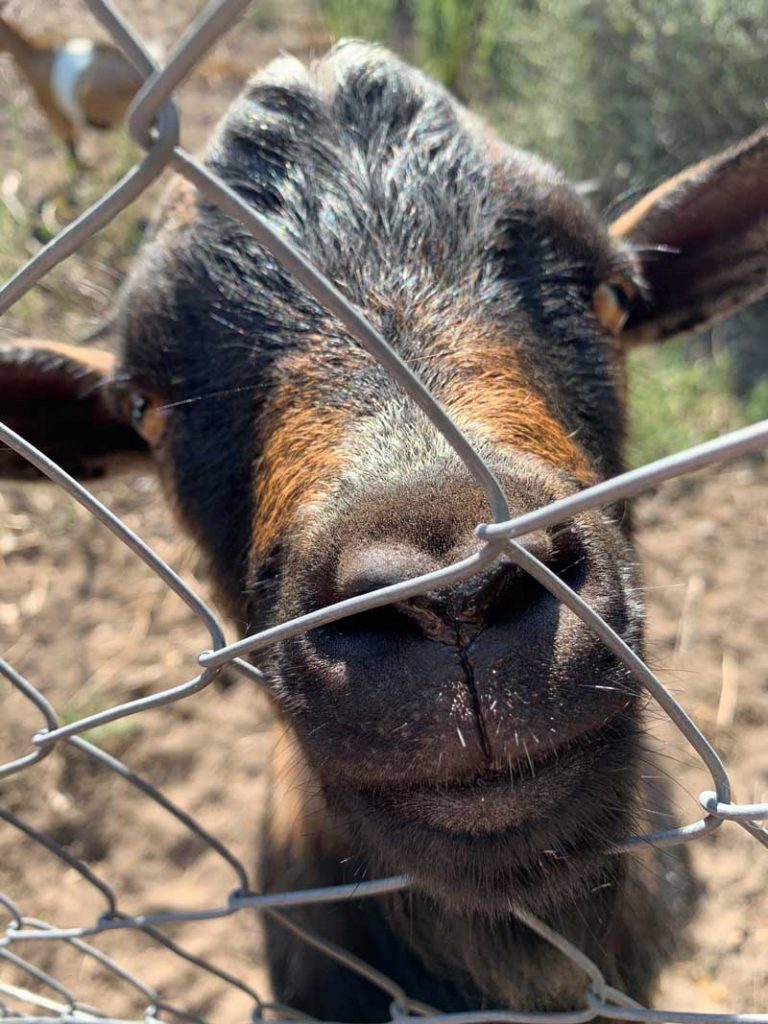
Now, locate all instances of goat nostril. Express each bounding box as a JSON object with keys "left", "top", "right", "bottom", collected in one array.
[
  {"left": 548, "top": 523, "right": 589, "bottom": 585},
  {"left": 459, "top": 525, "right": 587, "bottom": 627},
  {"left": 321, "top": 541, "right": 440, "bottom": 642},
  {"left": 333, "top": 543, "right": 441, "bottom": 603},
  {"left": 324, "top": 526, "right": 588, "bottom": 641}
]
